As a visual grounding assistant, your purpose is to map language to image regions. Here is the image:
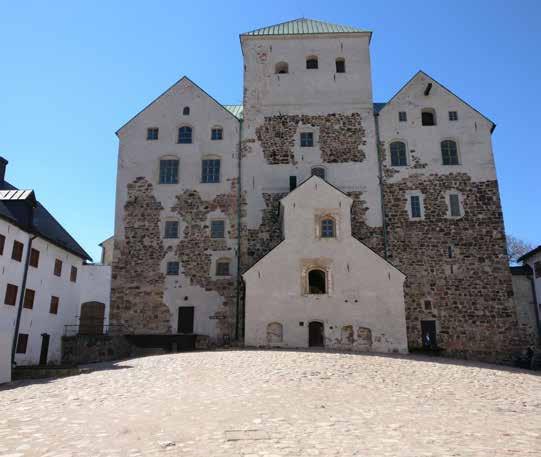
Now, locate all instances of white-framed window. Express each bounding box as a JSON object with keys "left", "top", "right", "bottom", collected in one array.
[
  {"left": 159, "top": 159, "right": 179, "bottom": 184},
  {"left": 405, "top": 191, "right": 425, "bottom": 220},
  {"left": 441, "top": 140, "right": 459, "bottom": 165},
  {"left": 300, "top": 132, "right": 314, "bottom": 147},
  {"left": 166, "top": 261, "right": 180, "bottom": 275},
  {"left": 390, "top": 141, "right": 408, "bottom": 166}
]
